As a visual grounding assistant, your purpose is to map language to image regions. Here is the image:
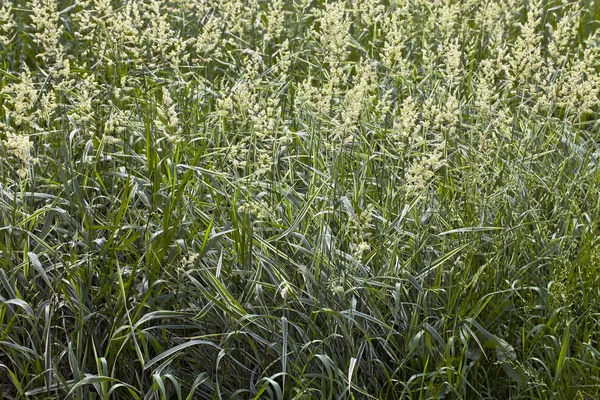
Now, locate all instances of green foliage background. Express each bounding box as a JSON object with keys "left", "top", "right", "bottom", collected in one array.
[{"left": 0, "top": 0, "right": 600, "bottom": 398}]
